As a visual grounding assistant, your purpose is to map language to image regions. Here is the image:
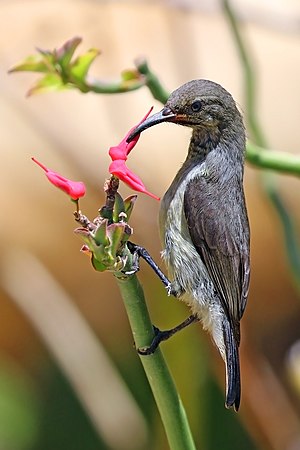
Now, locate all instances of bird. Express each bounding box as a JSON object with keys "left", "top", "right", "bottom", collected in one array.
[{"left": 127, "top": 79, "right": 250, "bottom": 411}]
